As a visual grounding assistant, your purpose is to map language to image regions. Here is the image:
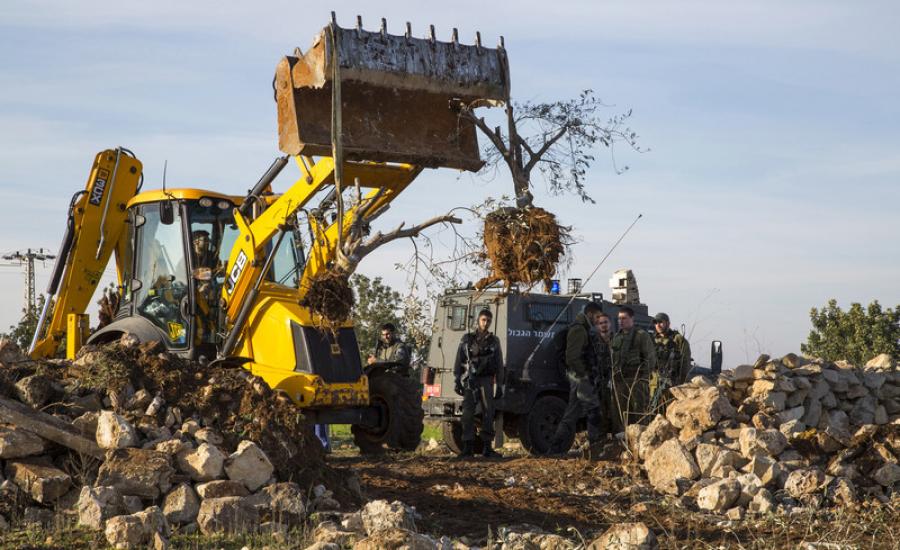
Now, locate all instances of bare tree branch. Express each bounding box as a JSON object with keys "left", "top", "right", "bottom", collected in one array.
[{"left": 336, "top": 214, "right": 462, "bottom": 272}]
